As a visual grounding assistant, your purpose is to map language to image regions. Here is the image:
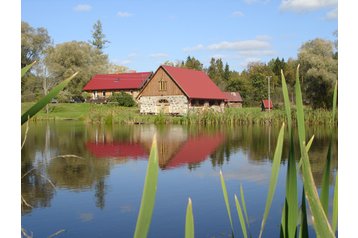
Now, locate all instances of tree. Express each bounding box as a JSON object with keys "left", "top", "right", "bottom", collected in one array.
[
  {"left": 45, "top": 41, "right": 109, "bottom": 97},
  {"left": 182, "top": 56, "right": 203, "bottom": 70},
  {"left": 298, "top": 38, "right": 338, "bottom": 108},
  {"left": 89, "top": 20, "right": 110, "bottom": 50},
  {"left": 21, "top": 21, "right": 51, "bottom": 68},
  {"left": 21, "top": 21, "right": 52, "bottom": 98}
]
